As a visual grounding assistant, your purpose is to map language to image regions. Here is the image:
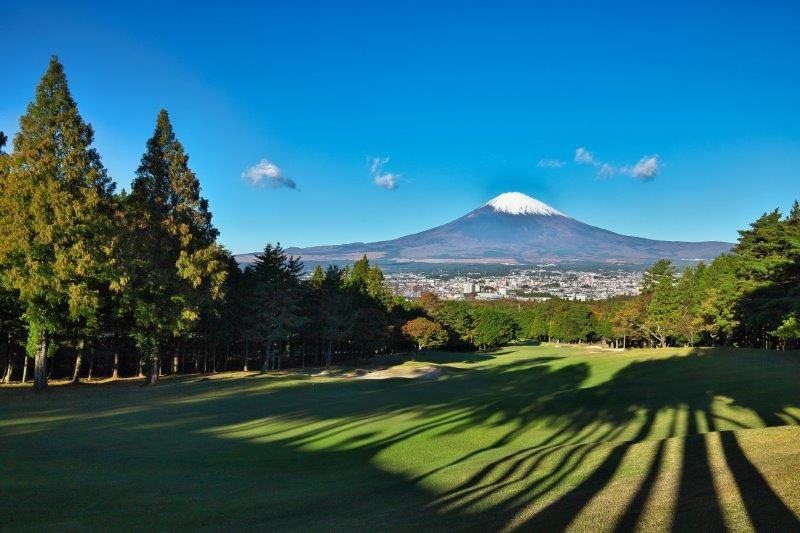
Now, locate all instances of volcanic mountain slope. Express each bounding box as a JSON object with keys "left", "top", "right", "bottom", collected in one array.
[{"left": 238, "top": 192, "right": 733, "bottom": 265}]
